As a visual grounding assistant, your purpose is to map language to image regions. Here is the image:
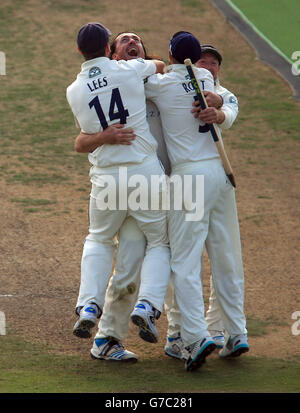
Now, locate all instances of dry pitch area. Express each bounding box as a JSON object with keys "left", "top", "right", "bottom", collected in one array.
[{"left": 0, "top": 0, "right": 299, "bottom": 366}]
